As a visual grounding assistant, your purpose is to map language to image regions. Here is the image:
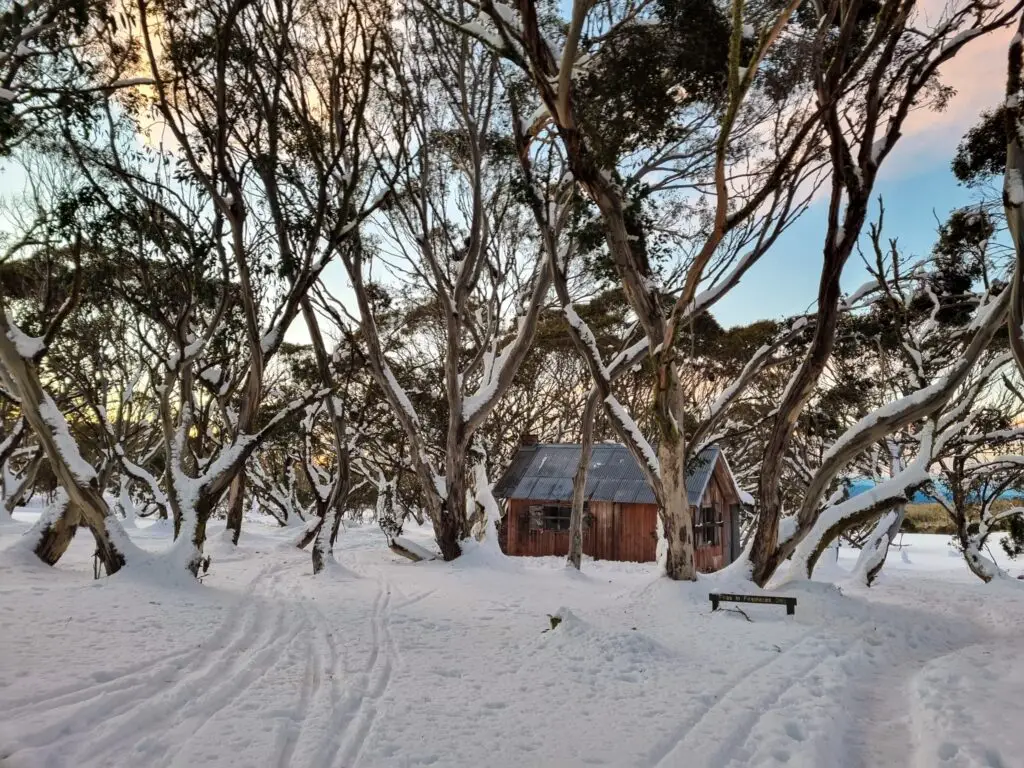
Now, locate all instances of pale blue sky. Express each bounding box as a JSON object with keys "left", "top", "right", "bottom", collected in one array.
[
  {"left": 713, "top": 160, "right": 987, "bottom": 327},
  {"left": 0, "top": 13, "right": 1006, "bottom": 338}
]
